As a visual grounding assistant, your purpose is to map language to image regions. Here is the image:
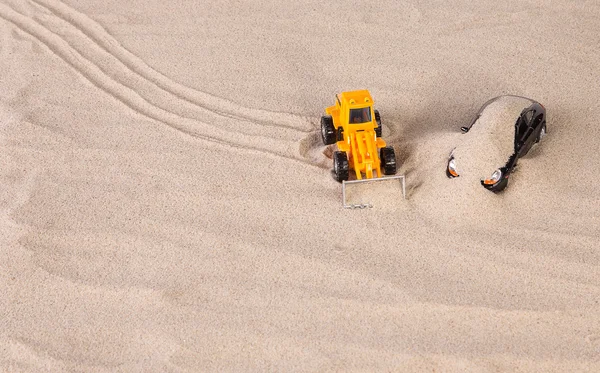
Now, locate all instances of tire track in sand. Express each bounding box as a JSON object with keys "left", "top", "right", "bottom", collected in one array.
[
  {"left": 0, "top": 2, "right": 319, "bottom": 165},
  {"left": 29, "top": 0, "right": 312, "bottom": 136}
]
